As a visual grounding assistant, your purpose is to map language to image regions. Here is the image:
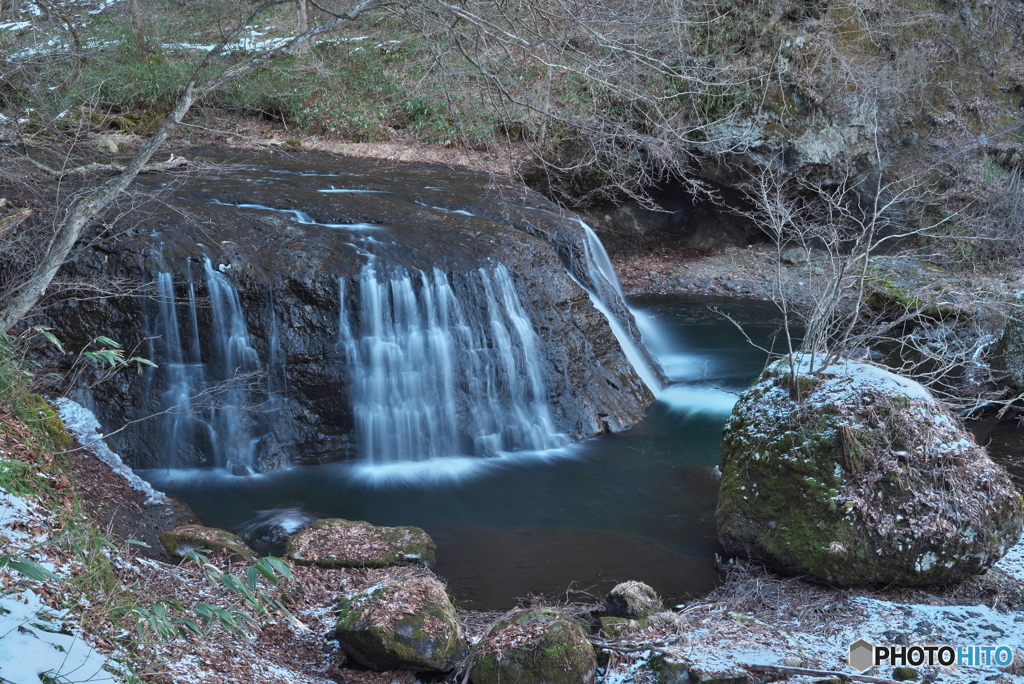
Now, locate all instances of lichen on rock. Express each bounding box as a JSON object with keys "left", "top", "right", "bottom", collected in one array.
[
  {"left": 469, "top": 608, "right": 597, "bottom": 684},
  {"left": 285, "top": 518, "right": 436, "bottom": 568},
  {"left": 605, "top": 580, "right": 663, "bottom": 619},
  {"left": 158, "top": 524, "right": 255, "bottom": 562},
  {"left": 334, "top": 573, "right": 466, "bottom": 672},
  {"left": 716, "top": 354, "right": 1024, "bottom": 586}
]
